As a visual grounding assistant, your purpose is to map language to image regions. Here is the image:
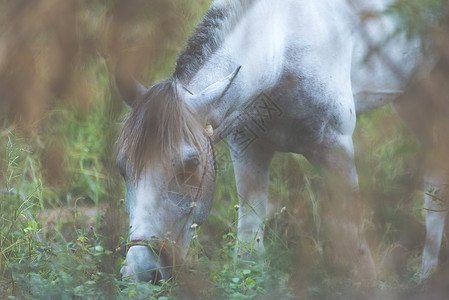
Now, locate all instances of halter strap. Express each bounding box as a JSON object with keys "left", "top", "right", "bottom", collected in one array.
[
  {"left": 175, "top": 135, "right": 211, "bottom": 243},
  {"left": 127, "top": 237, "right": 170, "bottom": 260}
]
